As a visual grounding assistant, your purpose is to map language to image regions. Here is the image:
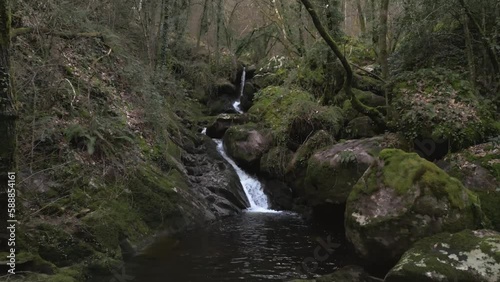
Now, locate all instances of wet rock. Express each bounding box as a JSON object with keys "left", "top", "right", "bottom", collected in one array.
[
  {"left": 223, "top": 125, "right": 273, "bottom": 173},
  {"left": 240, "top": 82, "right": 257, "bottom": 112},
  {"left": 186, "top": 137, "right": 250, "bottom": 214},
  {"left": 345, "top": 149, "right": 487, "bottom": 266},
  {"left": 261, "top": 179, "right": 293, "bottom": 210},
  {"left": 385, "top": 229, "right": 500, "bottom": 282}
]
